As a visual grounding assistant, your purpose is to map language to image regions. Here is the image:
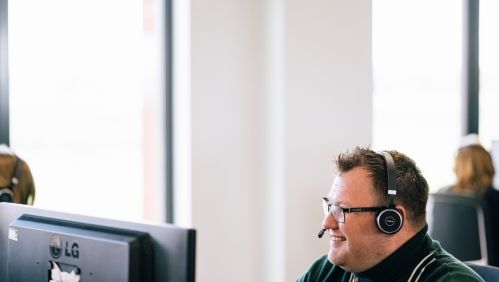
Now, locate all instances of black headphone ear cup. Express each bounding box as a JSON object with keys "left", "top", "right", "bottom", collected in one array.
[
  {"left": 0, "top": 188, "right": 14, "bottom": 203},
  {"left": 376, "top": 209, "right": 403, "bottom": 234}
]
